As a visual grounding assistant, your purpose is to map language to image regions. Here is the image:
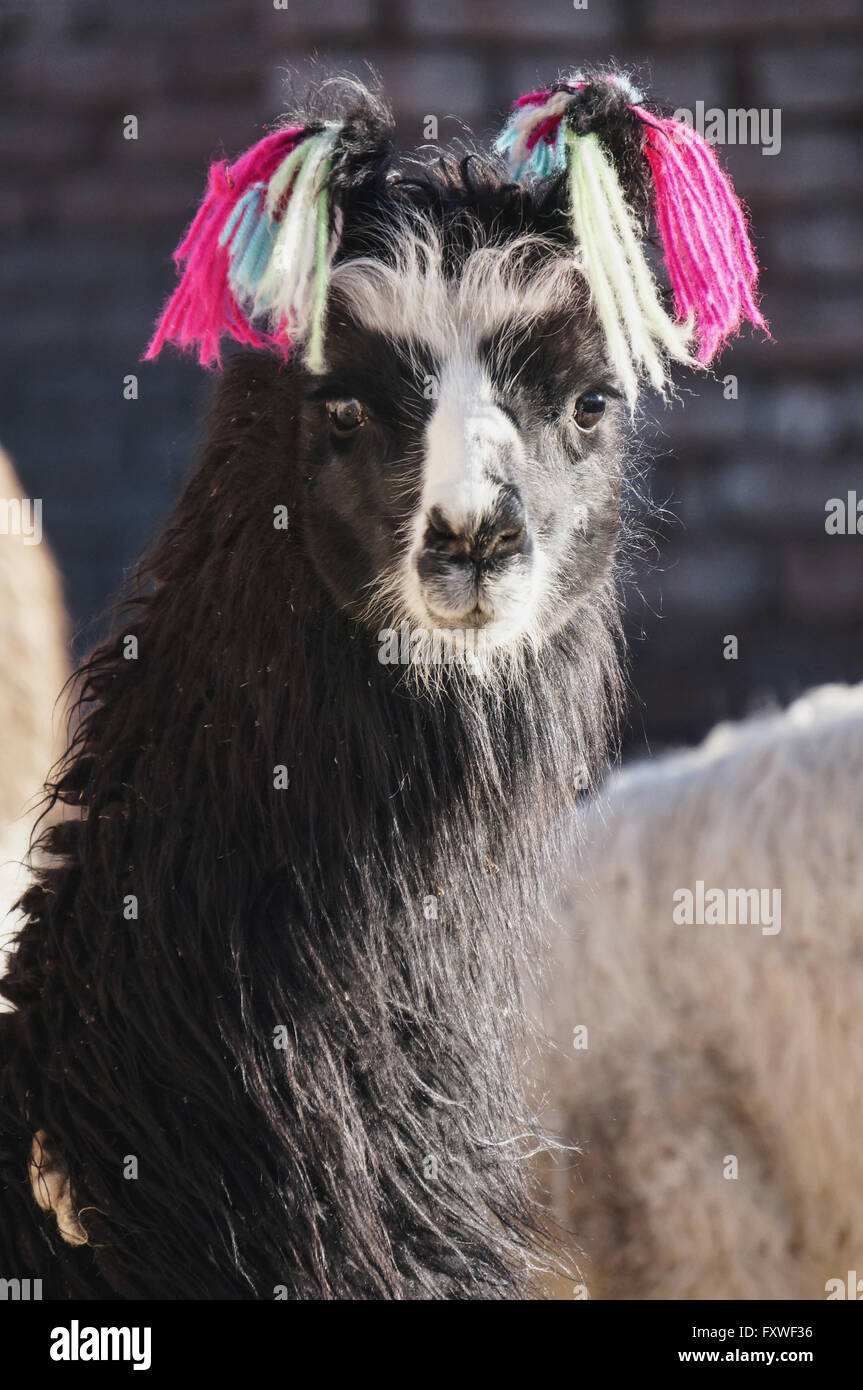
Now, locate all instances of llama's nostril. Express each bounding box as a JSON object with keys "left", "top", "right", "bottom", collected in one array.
[
  {"left": 423, "top": 506, "right": 470, "bottom": 560},
  {"left": 422, "top": 489, "right": 528, "bottom": 565},
  {"left": 485, "top": 525, "right": 527, "bottom": 560},
  {"left": 474, "top": 486, "right": 528, "bottom": 563},
  {"left": 426, "top": 505, "right": 458, "bottom": 542}
]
